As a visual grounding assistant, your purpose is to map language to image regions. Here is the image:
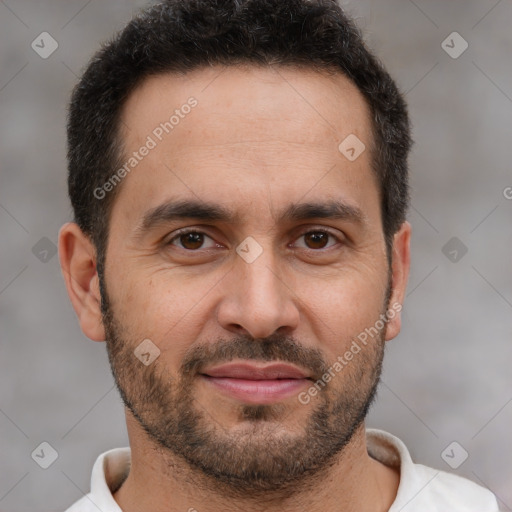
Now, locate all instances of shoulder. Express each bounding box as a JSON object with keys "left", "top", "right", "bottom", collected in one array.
[
  {"left": 405, "top": 462, "right": 500, "bottom": 511},
  {"left": 366, "top": 429, "right": 500, "bottom": 512},
  {"left": 62, "top": 447, "right": 130, "bottom": 512}
]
